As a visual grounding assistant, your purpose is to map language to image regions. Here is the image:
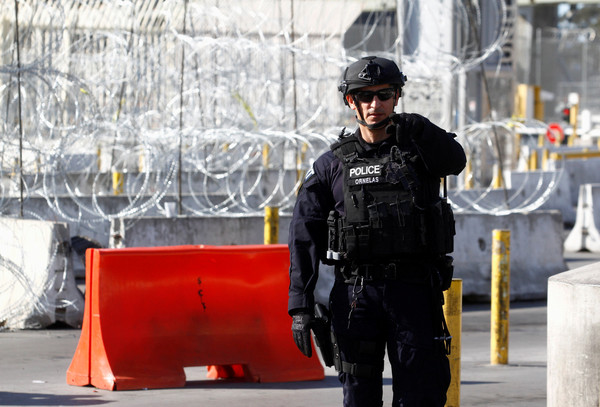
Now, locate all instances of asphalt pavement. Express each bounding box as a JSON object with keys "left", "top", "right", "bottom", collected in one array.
[{"left": 0, "top": 250, "right": 598, "bottom": 407}]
